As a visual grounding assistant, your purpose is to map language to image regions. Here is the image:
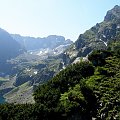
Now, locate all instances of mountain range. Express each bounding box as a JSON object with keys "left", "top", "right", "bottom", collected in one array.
[
  {"left": 0, "top": 5, "right": 120, "bottom": 120},
  {"left": 11, "top": 34, "right": 73, "bottom": 51},
  {"left": 0, "top": 5, "right": 120, "bottom": 110},
  {"left": 11, "top": 34, "right": 73, "bottom": 59}
]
